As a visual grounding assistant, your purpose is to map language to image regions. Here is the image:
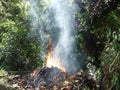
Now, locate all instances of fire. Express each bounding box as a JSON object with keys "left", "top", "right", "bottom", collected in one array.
[
  {"left": 32, "top": 68, "right": 38, "bottom": 77},
  {"left": 46, "top": 39, "right": 66, "bottom": 72}
]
